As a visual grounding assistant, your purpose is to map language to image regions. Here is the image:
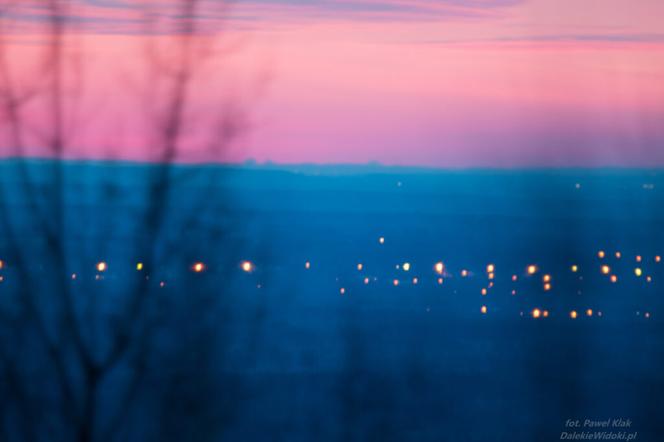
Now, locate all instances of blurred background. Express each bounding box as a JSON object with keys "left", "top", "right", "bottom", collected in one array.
[{"left": 1, "top": 1, "right": 663, "bottom": 441}]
